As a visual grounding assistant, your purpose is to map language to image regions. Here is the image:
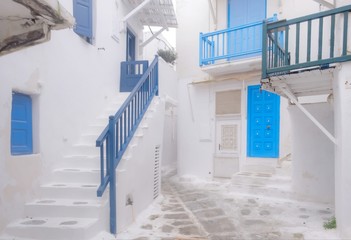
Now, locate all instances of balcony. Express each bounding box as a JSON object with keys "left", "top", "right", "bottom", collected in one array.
[
  {"left": 261, "top": 5, "right": 351, "bottom": 98},
  {"left": 199, "top": 15, "right": 277, "bottom": 77}
]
